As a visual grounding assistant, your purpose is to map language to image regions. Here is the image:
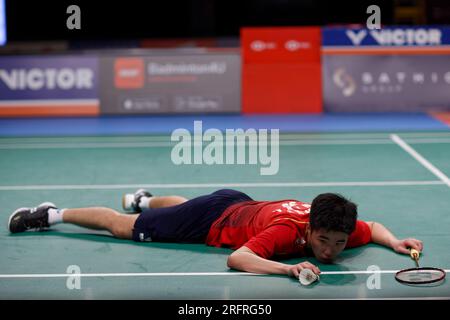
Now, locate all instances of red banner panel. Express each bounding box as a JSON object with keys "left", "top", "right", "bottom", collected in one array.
[{"left": 241, "top": 27, "right": 322, "bottom": 113}]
